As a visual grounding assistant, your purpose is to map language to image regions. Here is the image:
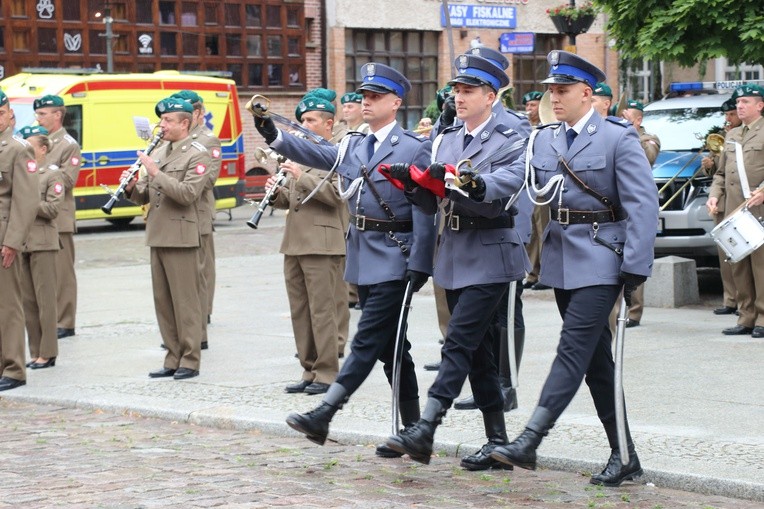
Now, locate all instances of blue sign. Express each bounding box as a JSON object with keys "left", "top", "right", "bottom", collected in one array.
[
  {"left": 499, "top": 32, "right": 535, "bottom": 54},
  {"left": 441, "top": 4, "right": 517, "bottom": 29}
]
